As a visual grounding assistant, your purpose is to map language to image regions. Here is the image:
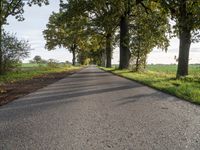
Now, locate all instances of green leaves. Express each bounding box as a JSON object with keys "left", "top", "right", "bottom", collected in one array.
[
  {"left": 129, "top": 2, "right": 170, "bottom": 71},
  {"left": 0, "top": 0, "right": 49, "bottom": 25},
  {"left": 1, "top": 31, "right": 31, "bottom": 72}
]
